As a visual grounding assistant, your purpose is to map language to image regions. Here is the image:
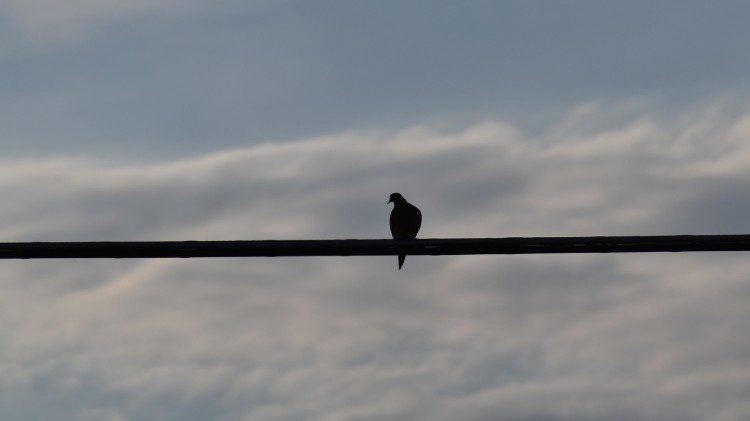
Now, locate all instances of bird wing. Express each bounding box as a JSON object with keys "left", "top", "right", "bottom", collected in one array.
[
  {"left": 390, "top": 201, "right": 422, "bottom": 270},
  {"left": 391, "top": 205, "right": 421, "bottom": 239},
  {"left": 405, "top": 205, "right": 421, "bottom": 239}
]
